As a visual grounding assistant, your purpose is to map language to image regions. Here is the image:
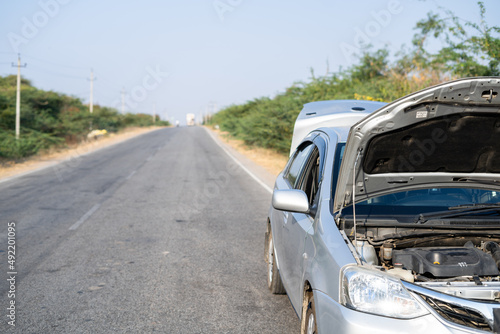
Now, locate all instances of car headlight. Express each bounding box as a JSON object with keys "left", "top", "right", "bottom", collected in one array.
[{"left": 340, "top": 266, "right": 428, "bottom": 319}]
